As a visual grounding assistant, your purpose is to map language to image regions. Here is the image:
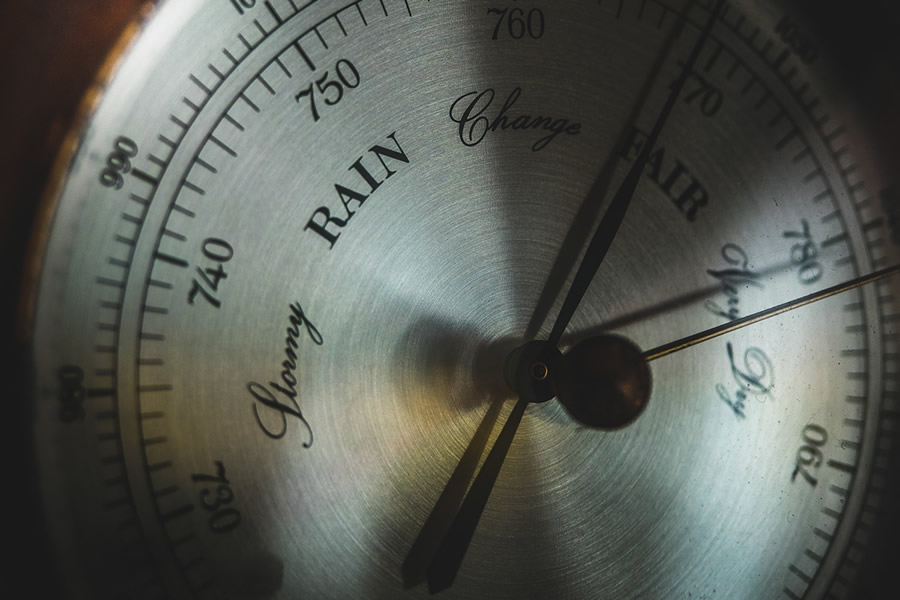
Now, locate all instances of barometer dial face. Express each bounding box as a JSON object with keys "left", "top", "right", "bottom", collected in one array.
[{"left": 22, "top": 0, "right": 900, "bottom": 598}]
